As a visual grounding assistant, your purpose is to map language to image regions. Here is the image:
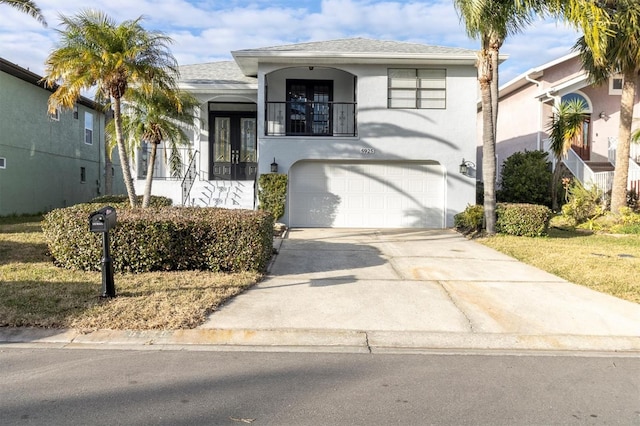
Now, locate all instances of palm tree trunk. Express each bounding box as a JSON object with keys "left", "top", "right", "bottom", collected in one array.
[
  {"left": 552, "top": 162, "right": 561, "bottom": 212},
  {"left": 104, "top": 142, "right": 113, "bottom": 195},
  {"left": 479, "top": 44, "right": 496, "bottom": 235},
  {"left": 142, "top": 143, "right": 157, "bottom": 208},
  {"left": 610, "top": 69, "right": 635, "bottom": 212},
  {"left": 112, "top": 97, "right": 138, "bottom": 207},
  {"left": 489, "top": 34, "right": 501, "bottom": 135}
]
